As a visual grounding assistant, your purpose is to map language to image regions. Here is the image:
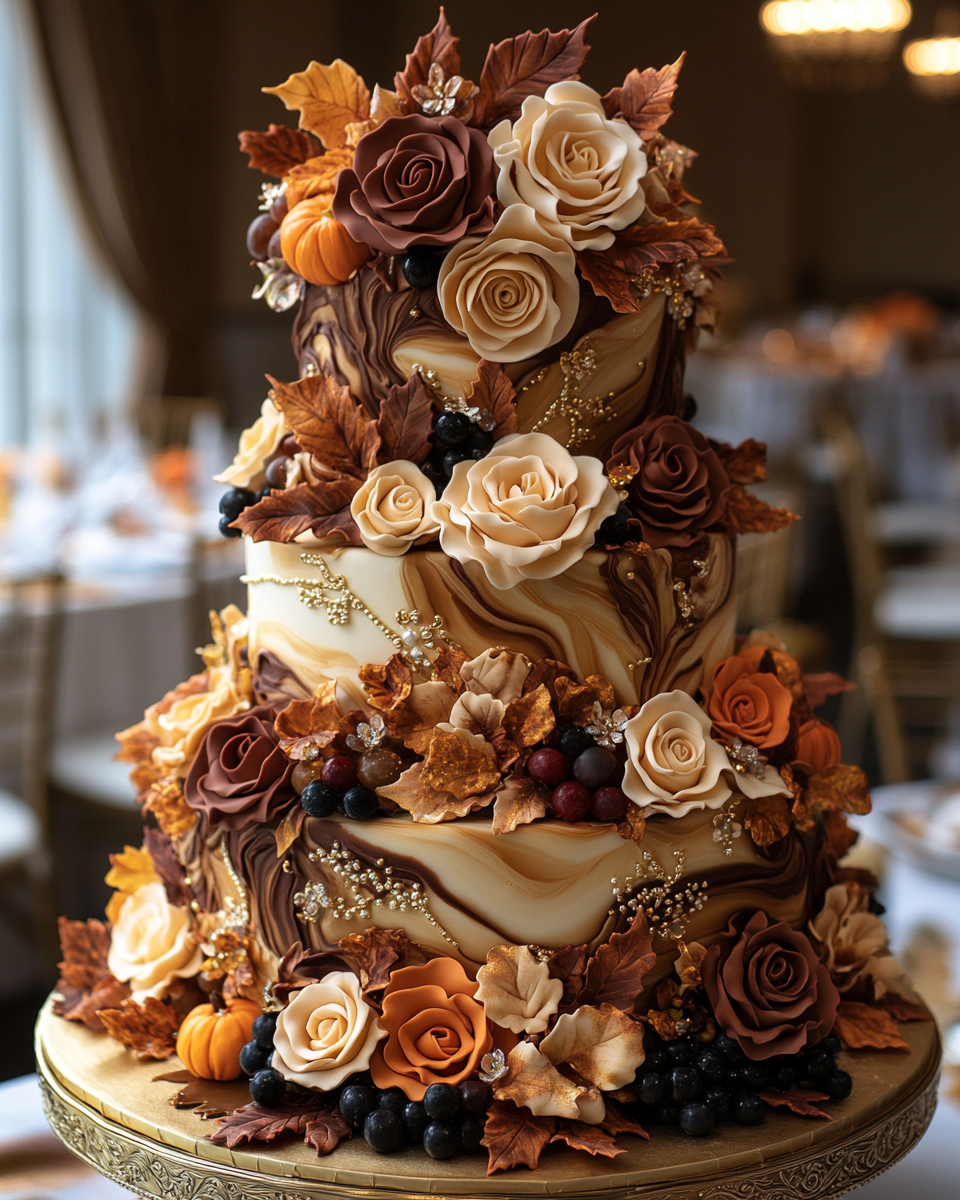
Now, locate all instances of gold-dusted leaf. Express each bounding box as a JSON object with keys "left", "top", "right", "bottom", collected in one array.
[
  {"left": 476, "top": 945, "right": 563, "bottom": 1034},
  {"left": 268, "top": 374, "right": 379, "bottom": 477},
  {"left": 550, "top": 1119, "right": 625, "bottom": 1158},
  {"left": 808, "top": 763, "right": 872, "bottom": 816},
  {"left": 359, "top": 654, "right": 414, "bottom": 711},
  {"left": 143, "top": 776, "right": 197, "bottom": 838},
  {"left": 481, "top": 1101, "right": 555, "bottom": 1175},
  {"left": 715, "top": 438, "right": 767, "bottom": 486},
  {"left": 502, "top": 684, "right": 556, "bottom": 748},
  {"left": 743, "top": 795, "right": 792, "bottom": 847},
  {"left": 645, "top": 1008, "right": 681, "bottom": 1041},
  {"left": 263, "top": 59, "right": 370, "bottom": 149},
  {"left": 275, "top": 806, "right": 306, "bottom": 857},
  {"left": 757, "top": 1089, "right": 831, "bottom": 1119},
  {"left": 338, "top": 927, "right": 412, "bottom": 995},
  {"left": 421, "top": 728, "right": 501, "bottom": 801},
  {"left": 833, "top": 1000, "right": 910, "bottom": 1051},
  {"left": 375, "top": 761, "right": 426, "bottom": 808},
  {"left": 581, "top": 911, "right": 656, "bottom": 1012},
  {"left": 616, "top": 806, "right": 646, "bottom": 843},
  {"left": 377, "top": 758, "right": 496, "bottom": 824},
  {"left": 522, "top": 657, "right": 575, "bottom": 700},
  {"left": 238, "top": 124, "right": 323, "bottom": 177},
  {"left": 494, "top": 1042, "right": 603, "bottom": 1123},
  {"left": 275, "top": 681, "right": 342, "bottom": 745},
  {"left": 555, "top": 674, "right": 616, "bottom": 726},
  {"left": 284, "top": 148, "right": 354, "bottom": 208},
  {"left": 97, "top": 997, "right": 180, "bottom": 1061},
  {"left": 724, "top": 483, "right": 799, "bottom": 535},
  {"left": 540, "top": 1003, "right": 646, "bottom": 1092},
  {"left": 491, "top": 773, "right": 548, "bottom": 835},
  {"left": 431, "top": 646, "right": 467, "bottom": 691},
  {"left": 104, "top": 845, "right": 158, "bottom": 897},
  {"left": 676, "top": 941, "right": 708, "bottom": 993}
]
